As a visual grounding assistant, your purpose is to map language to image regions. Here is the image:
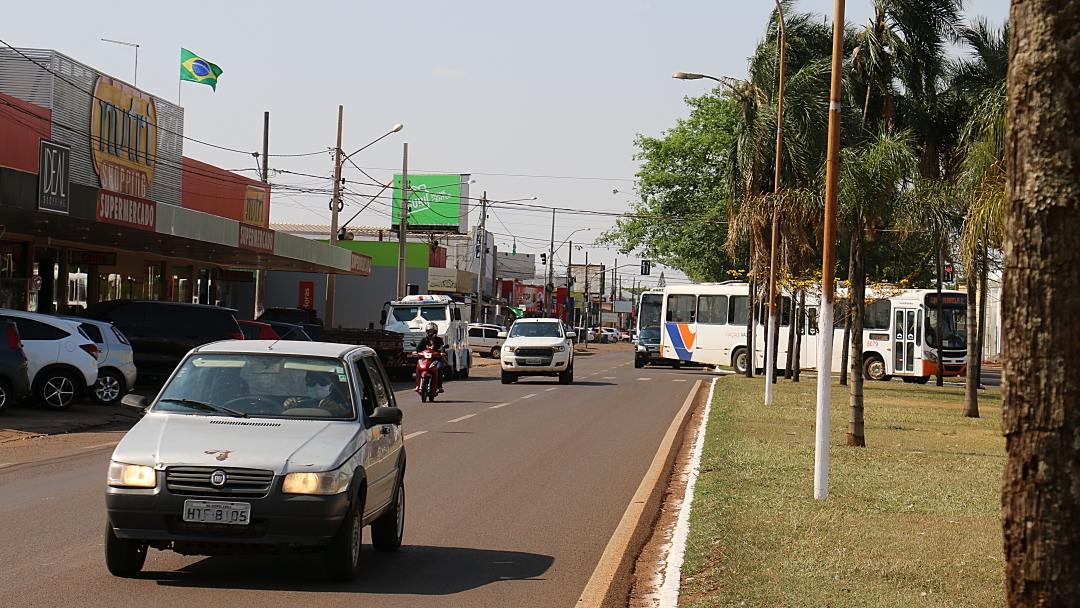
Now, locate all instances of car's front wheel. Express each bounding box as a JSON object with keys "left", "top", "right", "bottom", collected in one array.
[
  {"left": 324, "top": 497, "right": 363, "bottom": 581},
  {"left": 558, "top": 365, "right": 574, "bottom": 385},
  {"left": 501, "top": 370, "right": 517, "bottom": 384},
  {"left": 371, "top": 481, "right": 405, "bottom": 552},
  {"left": 37, "top": 370, "right": 79, "bottom": 411},
  {"left": 490, "top": 346, "right": 500, "bottom": 359},
  {"left": 0, "top": 378, "right": 11, "bottom": 414},
  {"left": 91, "top": 369, "right": 125, "bottom": 405},
  {"left": 104, "top": 521, "right": 146, "bottom": 577},
  {"left": 634, "top": 357, "right": 645, "bottom": 369}
]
